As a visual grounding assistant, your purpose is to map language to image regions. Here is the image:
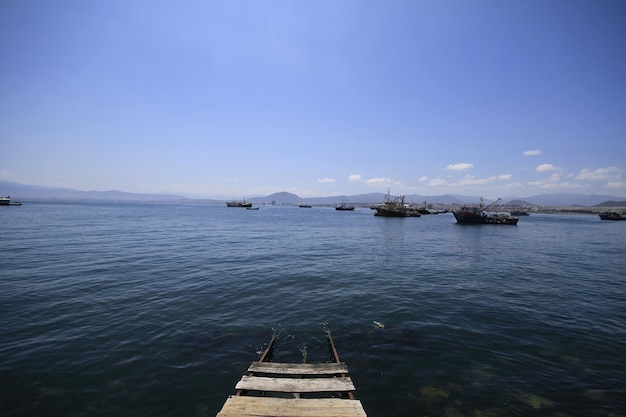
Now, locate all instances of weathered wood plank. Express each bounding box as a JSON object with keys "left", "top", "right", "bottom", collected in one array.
[
  {"left": 248, "top": 361, "right": 349, "bottom": 375},
  {"left": 234, "top": 375, "right": 356, "bottom": 393},
  {"left": 216, "top": 396, "right": 367, "bottom": 417}
]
